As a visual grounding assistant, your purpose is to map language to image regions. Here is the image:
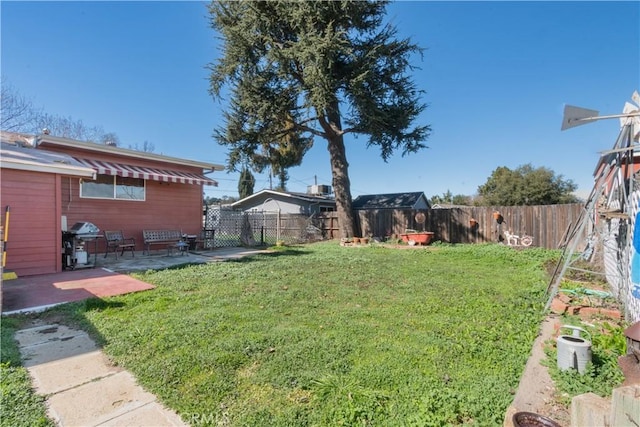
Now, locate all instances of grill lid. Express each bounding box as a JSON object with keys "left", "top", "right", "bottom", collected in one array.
[{"left": 69, "top": 222, "right": 100, "bottom": 235}]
